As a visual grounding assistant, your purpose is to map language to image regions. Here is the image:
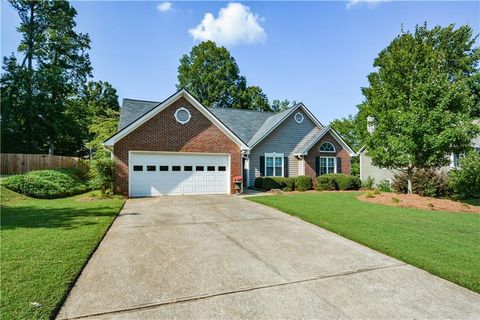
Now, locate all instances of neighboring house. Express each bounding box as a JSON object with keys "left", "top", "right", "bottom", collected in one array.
[
  {"left": 359, "top": 120, "right": 480, "bottom": 186},
  {"left": 104, "top": 89, "right": 355, "bottom": 197}
]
